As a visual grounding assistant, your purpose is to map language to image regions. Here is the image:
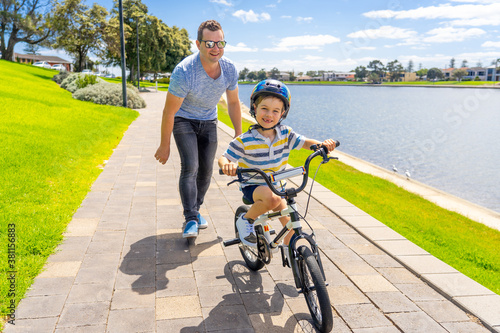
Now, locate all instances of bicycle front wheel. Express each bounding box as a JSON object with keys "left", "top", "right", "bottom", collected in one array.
[
  {"left": 234, "top": 205, "right": 264, "bottom": 271},
  {"left": 297, "top": 245, "right": 333, "bottom": 332}
]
